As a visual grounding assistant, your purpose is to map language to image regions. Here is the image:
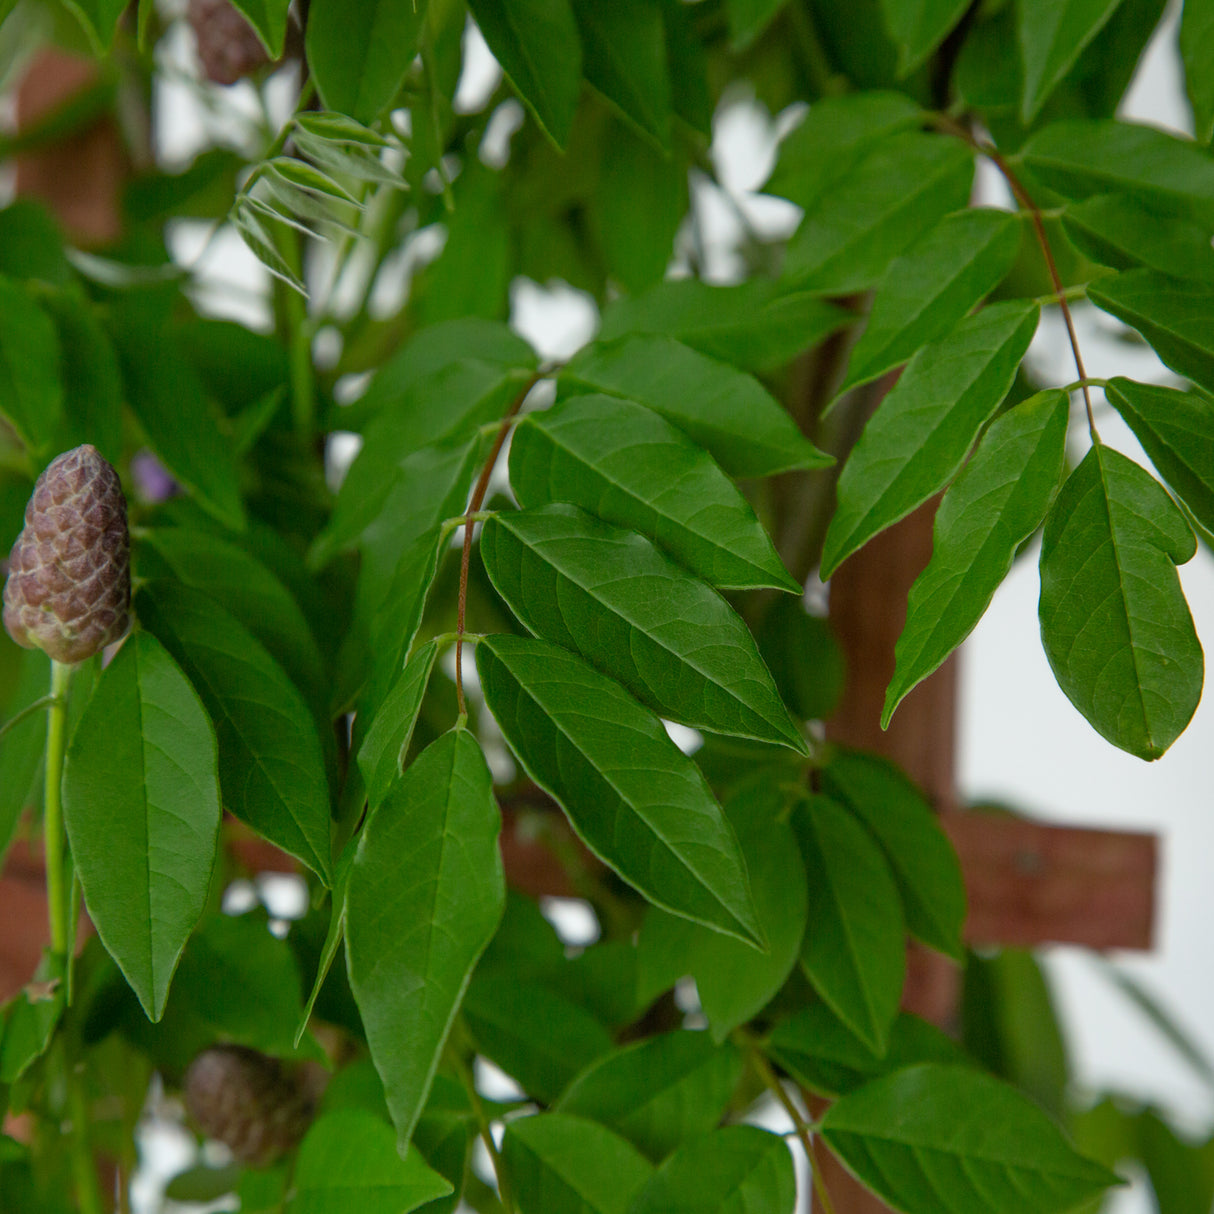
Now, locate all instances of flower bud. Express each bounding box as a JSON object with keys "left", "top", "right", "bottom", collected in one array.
[{"left": 3, "top": 445, "right": 131, "bottom": 665}]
